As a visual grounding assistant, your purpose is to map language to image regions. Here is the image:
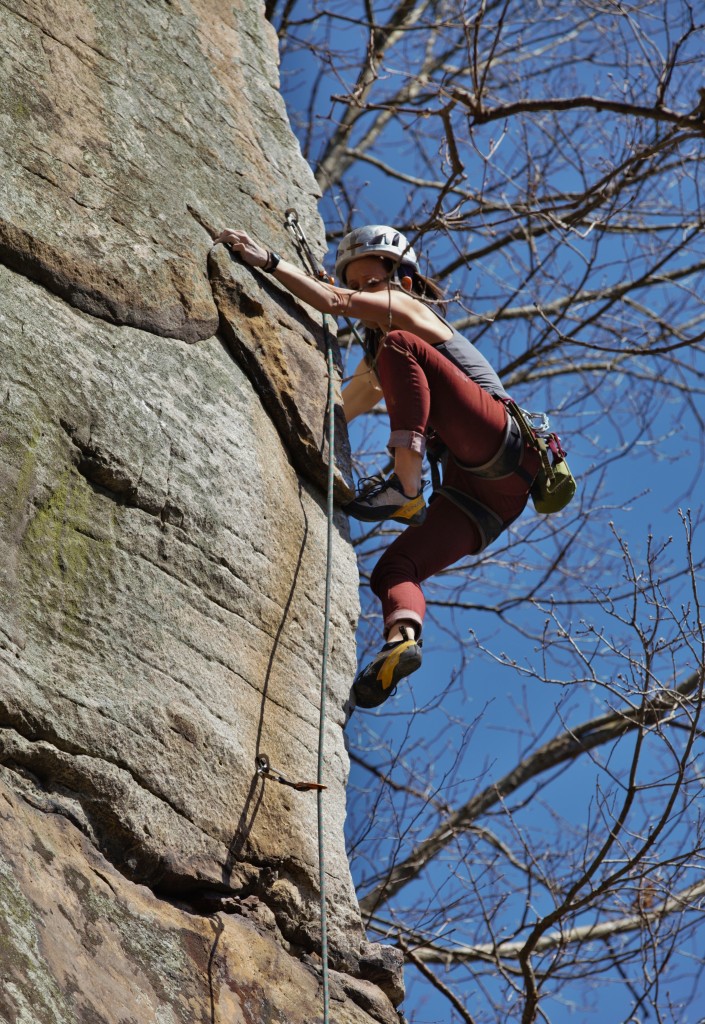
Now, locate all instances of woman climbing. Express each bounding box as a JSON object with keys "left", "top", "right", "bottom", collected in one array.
[{"left": 214, "top": 225, "right": 541, "bottom": 711}]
